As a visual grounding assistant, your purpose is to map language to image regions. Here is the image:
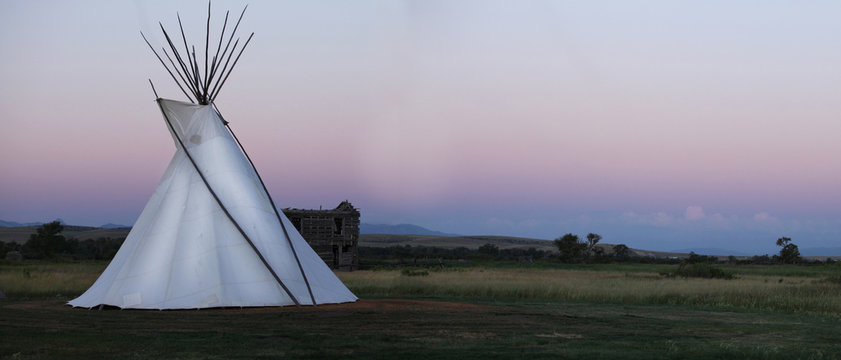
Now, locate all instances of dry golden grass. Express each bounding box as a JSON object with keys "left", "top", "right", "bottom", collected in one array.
[
  {"left": 4, "top": 261, "right": 839, "bottom": 314},
  {"left": 337, "top": 268, "right": 841, "bottom": 314},
  {"left": 0, "top": 263, "right": 103, "bottom": 298}
]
